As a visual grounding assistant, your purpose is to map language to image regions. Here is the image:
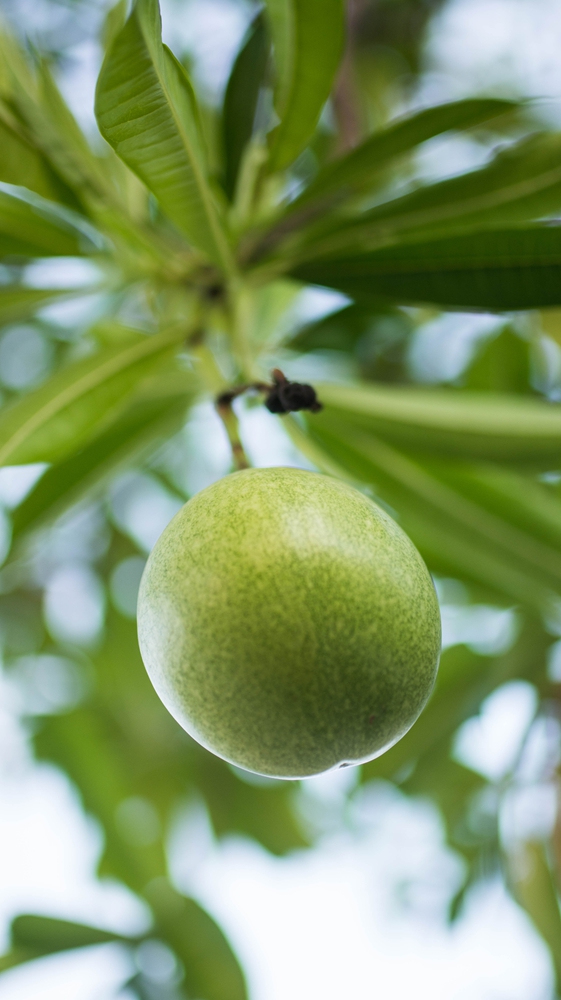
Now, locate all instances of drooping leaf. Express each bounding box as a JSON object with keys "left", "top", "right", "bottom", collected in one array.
[
  {"left": 0, "top": 31, "right": 116, "bottom": 211},
  {"left": 0, "top": 325, "right": 193, "bottom": 467},
  {"left": 264, "top": 0, "right": 345, "bottom": 171},
  {"left": 508, "top": 841, "right": 561, "bottom": 994},
  {"left": 95, "top": 0, "right": 233, "bottom": 271},
  {"left": 296, "top": 413, "right": 561, "bottom": 611},
  {"left": 0, "top": 111, "right": 74, "bottom": 204},
  {"left": 0, "top": 188, "right": 100, "bottom": 258},
  {"left": 291, "top": 98, "right": 520, "bottom": 208},
  {"left": 0, "top": 914, "right": 137, "bottom": 974},
  {"left": 314, "top": 381, "right": 561, "bottom": 467},
  {"left": 291, "top": 226, "right": 561, "bottom": 310},
  {"left": 293, "top": 132, "right": 561, "bottom": 259},
  {"left": 10, "top": 374, "right": 196, "bottom": 545},
  {"left": 0, "top": 287, "right": 81, "bottom": 325},
  {"left": 34, "top": 619, "right": 248, "bottom": 1000},
  {"left": 222, "top": 13, "right": 269, "bottom": 201}
]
